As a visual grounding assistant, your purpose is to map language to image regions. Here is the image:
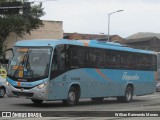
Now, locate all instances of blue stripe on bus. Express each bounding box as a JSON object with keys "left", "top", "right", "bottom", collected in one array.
[
  {"left": 83, "top": 68, "right": 154, "bottom": 83},
  {"left": 84, "top": 69, "right": 109, "bottom": 82}
]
